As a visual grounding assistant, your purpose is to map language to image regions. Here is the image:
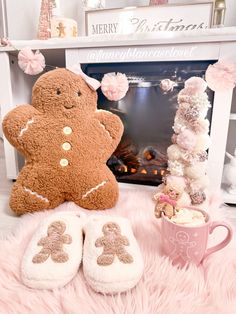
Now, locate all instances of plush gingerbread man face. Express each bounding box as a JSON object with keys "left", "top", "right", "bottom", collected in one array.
[
  {"left": 32, "top": 69, "right": 97, "bottom": 117},
  {"left": 3, "top": 68, "right": 124, "bottom": 215}
]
